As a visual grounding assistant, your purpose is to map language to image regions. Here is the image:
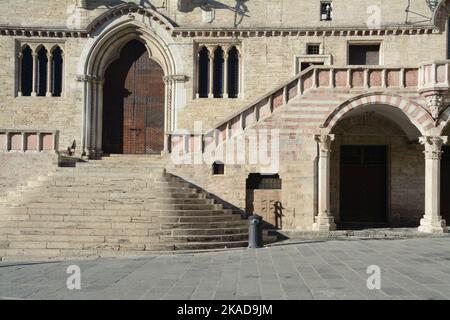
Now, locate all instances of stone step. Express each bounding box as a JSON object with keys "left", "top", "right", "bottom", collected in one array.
[
  {"left": 0, "top": 212, "right": 237, "bottom": 224},
  {"left": 159, "top": 214, "right": 242, "bottom": 223},
  {"left": 21, "top": 184, "right": 197, "bottom": 193},
  {"left": 0, "top": 205, "right": 229, "bottom": 215},
  {"left": 1, "top": 221, "right": 156, "bottom": 230},
  {"left": 1, "top": 235, "right": 248, "bottom": 250},
  {"left": 0, "top": 226, "right": 248, "bottom": 237},
  {"left": 54, "top": 169, "right": 167, "bottom": 176},
  {"left": 1, "top": 219, "right": 247, "bottom": 230},
  {"left": 0, "top": 195, "right": 213, "bottom": 204},
  {"left": 55, "top": 168, "right": 166, "bottom": 174},
  {"left": 35, "top": 177, "right": 190, "bottom": 188},
  {"left": 160, "top": 233, "right": 248, "bottom": 243},
  {"left": 0, "top": 201, "right": 220, "bottom": 210},
  {"left": 0, "top": 227, "right": 168, "bottom": 237},
  {"left": 38, "top": 175, "right": 179, "bottom": 183},
  {"left": 0, "top": 241, "right": 248, "bottom": 260},
  {"left": 5, "top": 191, "right": 207, "bottom": 200},
  {"left": 171, "top": 227, "right": 248, "bottom": 236},
  {"left": 160, "top": 221, "right": 248, "bottom": 229}
]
